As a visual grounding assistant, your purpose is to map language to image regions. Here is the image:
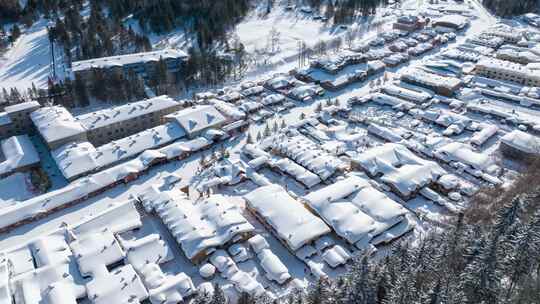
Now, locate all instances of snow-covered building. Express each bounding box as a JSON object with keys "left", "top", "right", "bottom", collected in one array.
[
  {"left": 31, "top": 106, "right": 88, "bottom": 150},
  {"left": 302, "top": 175, "right": 412, "bottom": 249},
  {"left": 141, "top": 263, "right": 196, "bottom": 304},
  {"left": 471, "top": 124, "right": 498, "bottom": 147},
  {"left": 497, "top": 46, "right": 540, "bottom": 64},
  {"left": 52, "top": 122, "right": 186, "bottom": 181},
  {"left": 433, "top": 142, "right": 497, "bottom": 176},
  {"left": 0, "top": 135, "right": 40, "bottom": 178},
  {"left": 76, "top": 96, "right": 183, "bottom": 146},
  {"left": 288, "top": 84, "right": 324, "bottom": 102},
  {"left": 310, "top": 51, "right": 365, "bottom": 74},
  {"left": 393, "top": 15, "right": 426, "bottom": 32},
  {"left": 382, "top": 84, "right": 432, "bottom": 103},
  {"left": 165, "top": 105, "right": 227, "bottom": 138},
  {"left": 244, "top": 184, "right": 331, "bottom": 252},
  {"left": 432, "top": 14, "right": 469, "bottom": 30},
  {"left": 71, "top": 49, "right": 188, "bottom": 82},
  {"left": 0, "top": 101, "right": 41, "bottom": 140},
  {"left": 400, "top": 68, "right": 462, "bottom": 97},
  {"left": 265, "top": 75, "right": 295, "bottom": 91},
  {"left": 475, "top": 57, "right": 540, "bottom": 87},
  {"left": 138, "top": 187, "right": 254, "bottom": 263},
  {"left": 500, "top": 130, "right": 540, "bottom": 159},
  {"left": 483, "top": 26, "right": 523, "bottom": 44},
  {"left": 352, "top": 144, "right": 446, "bottom": 199},
  {"left": 31, "top": 97, "right": 182, "bottom": 149}
]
